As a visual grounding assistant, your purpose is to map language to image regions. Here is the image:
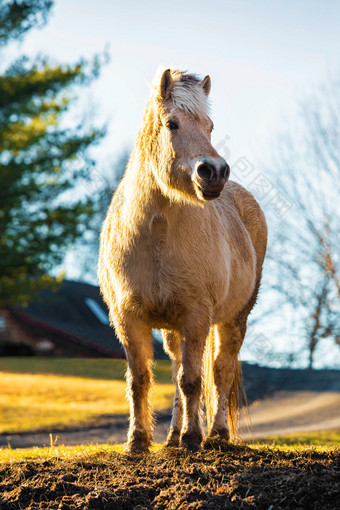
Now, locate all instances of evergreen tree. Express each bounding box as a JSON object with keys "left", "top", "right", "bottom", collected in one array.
[
  {"left": 70, "top": 151, "right": 130, "bottom": 284},
  {"left": 0, "top": 0, "right": 52, "bottom": 44},
  {"left": 0, "top": 0, "right": 104, "bottom": 305}
]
